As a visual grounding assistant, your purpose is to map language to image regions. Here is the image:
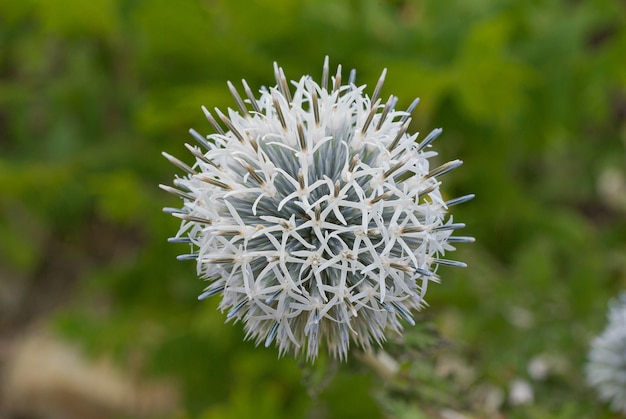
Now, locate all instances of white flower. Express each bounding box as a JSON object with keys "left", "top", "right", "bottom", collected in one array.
[
  {"left": 161, "top": 57, "right": 473, "bottom": 361},
  {"left": 587, "top": 293, "right": 626, "bottom": 412},
  {"left": 508, "top": 378, "right": 534, "bottom": 406}
]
